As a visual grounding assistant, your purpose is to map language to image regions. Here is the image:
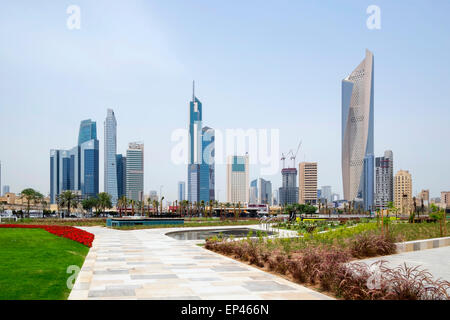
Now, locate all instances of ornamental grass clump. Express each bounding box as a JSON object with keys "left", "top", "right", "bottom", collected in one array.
[
  {"left": 349, "top": 233, "right": 397, "bottom": 258},
  {"left": 336, "top": 261, "right": 450, "bottom": 300},
  {"left": 315, "top": 247, "right": 352, "bottom": 291},
  {"left": 267, "top": 250, "right": 289, "bottom": 274},
  {"left": 287, "top": 246, "right": 351, "bottom": 290}
]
